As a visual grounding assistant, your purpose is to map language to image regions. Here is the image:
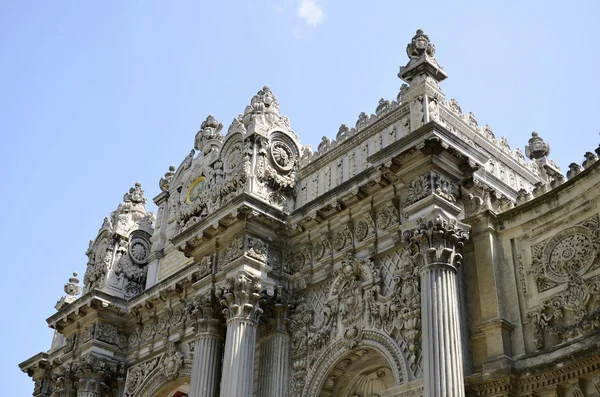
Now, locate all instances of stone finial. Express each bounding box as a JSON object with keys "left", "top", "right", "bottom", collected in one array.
[
  {"left": 123, "top": 182, "right": 147, "bottom": 205},
  {"left": 406, "top": 29, "right": 436, "bottom": 59},
  {"left": 55, "top": 272, "right": 82, "bottom": 310},
  {"left": 159, "top": 165, "right": 176, "bottom": 192},
  {"left": 242, "top": 85, "right": 281, "bottom": 127},
  {"left": 525, "top": 131, "right": 550, "bottom": 160},
  {"left": 195, "top": 114, "right": 224, "bottom": 154},
  {"left": 64, "top": 272, "right": 82, "bottom": 297},
  {"left": 399, "top": 29, "right": 447, "bottom": 83}
]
